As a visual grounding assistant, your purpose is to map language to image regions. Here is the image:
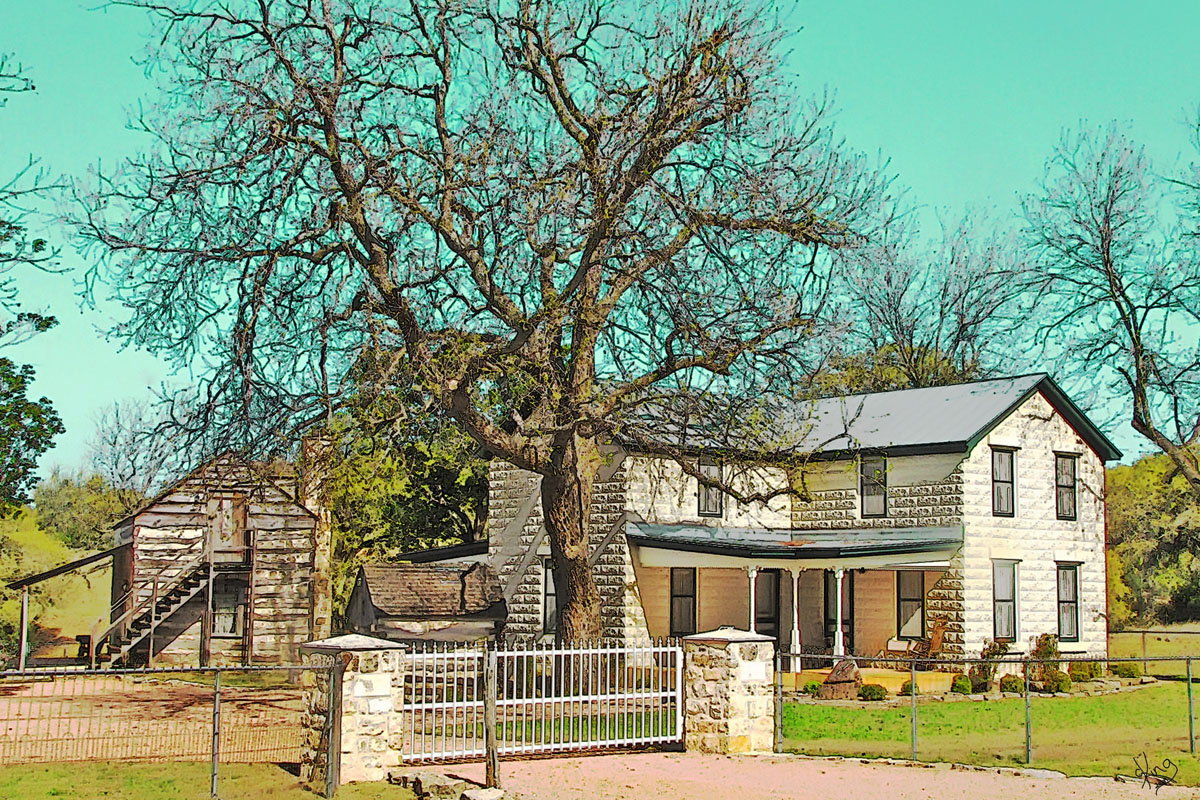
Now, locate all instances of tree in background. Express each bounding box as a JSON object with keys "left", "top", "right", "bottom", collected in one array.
[
  {"left": 321, "top": 382, "right": 486, "bottom": 619},
  {"left": 1022, "top": 123, "right": 1200, "bottom": 498},
  {"left": 1106, "top": 451, "right": 1200, "bottom": 625},
  {"left": 77, "top": 0, "right": 891, "bottom": 641},
  {"left": 823, "top": 214, "right": 1027, "bottom": 394},
  {"left": 88, "top": 399, "right": 187, "bottom": 509},
  {"left": 33, "top": 471, "right": 131, "bottom": 551},
  {"left": 0, "top": 55, "right": 63, "bottom": 514}
]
